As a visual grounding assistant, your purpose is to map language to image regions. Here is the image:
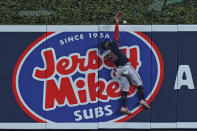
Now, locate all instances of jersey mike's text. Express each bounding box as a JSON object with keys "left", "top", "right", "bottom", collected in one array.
[{"left": 33, "top": 47, "right": 141, "bottom": 111}]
